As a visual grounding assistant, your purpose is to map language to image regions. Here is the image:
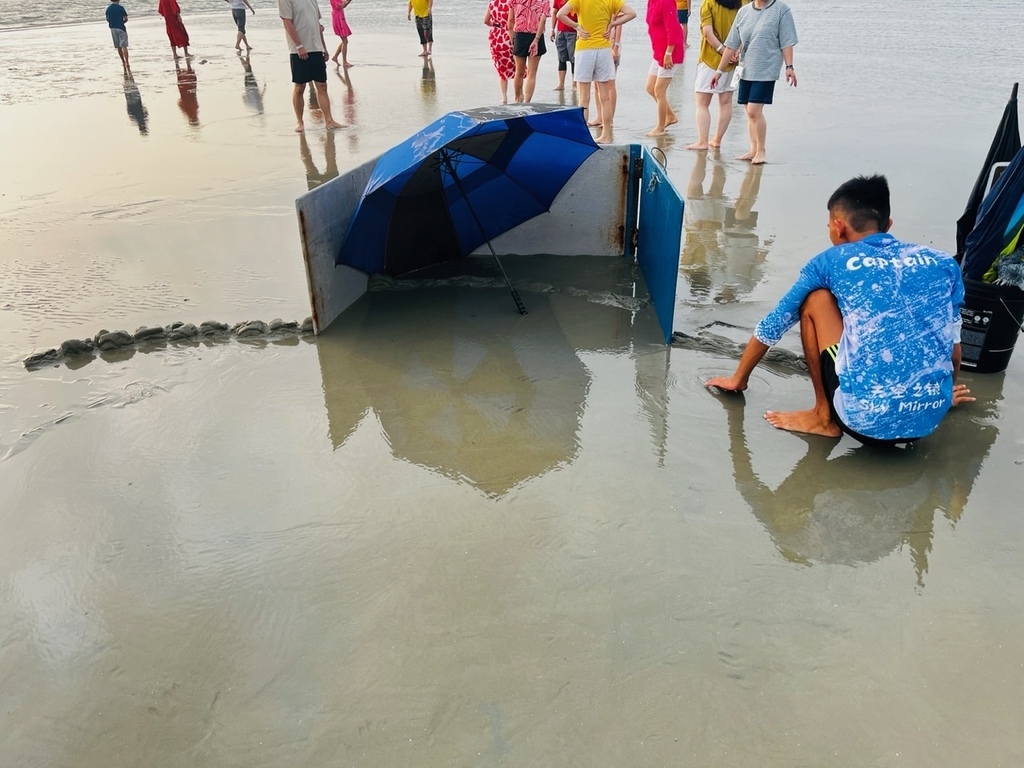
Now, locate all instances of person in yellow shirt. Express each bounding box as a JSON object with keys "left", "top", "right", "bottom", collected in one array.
[
  {"left": 675, "top": 0, "right": 688, "bottom": 48},
  {"left": 407, "top": 0, "right": 433, "bottom": 57},
  {"left": 686, "top": 0, "right": 744, "bottom": 151},
  {"left": 557, "top": 0, "right": 635, "bottom": 144}
]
